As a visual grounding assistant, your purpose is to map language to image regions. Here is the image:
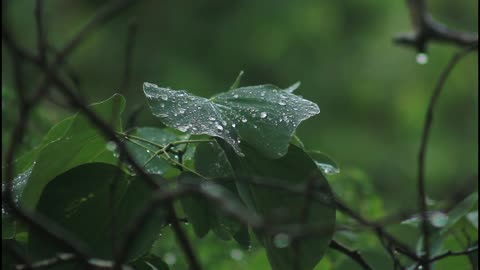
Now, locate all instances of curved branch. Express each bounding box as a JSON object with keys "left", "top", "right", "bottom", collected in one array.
[
  {"left": 330, "top": 240, "right": 373, "bottom": 270},
  {"left": 416, "top": 44, "right": 478, "bottom": 269},
  {"left": 394, "top": 0, "right": 478, "bottom": 51}
]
